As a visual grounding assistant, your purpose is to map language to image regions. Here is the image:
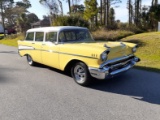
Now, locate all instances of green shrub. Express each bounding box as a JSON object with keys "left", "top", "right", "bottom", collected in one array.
[
  {"left": 52, "top": 15, "right": 89, "bottom": 28},
  {"left": 0, "top": 34, "right": 4, "bottom": 40},
  {"left": 3, "top": 33, "right": 24, "bottom": 40},
  {"left": 0, "top": 33, "right": 25, "bottom": 47}
]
